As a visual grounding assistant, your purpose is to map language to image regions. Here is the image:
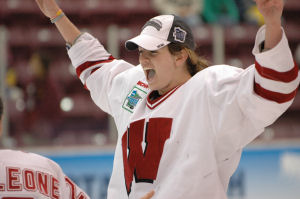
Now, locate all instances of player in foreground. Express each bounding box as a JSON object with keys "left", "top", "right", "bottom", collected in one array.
[
  {"left": 0, "top": 97, "right": 90, "bottom": 198},
  {"left": 35, "top": 0, "right": 299, "bottom": 198}
]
